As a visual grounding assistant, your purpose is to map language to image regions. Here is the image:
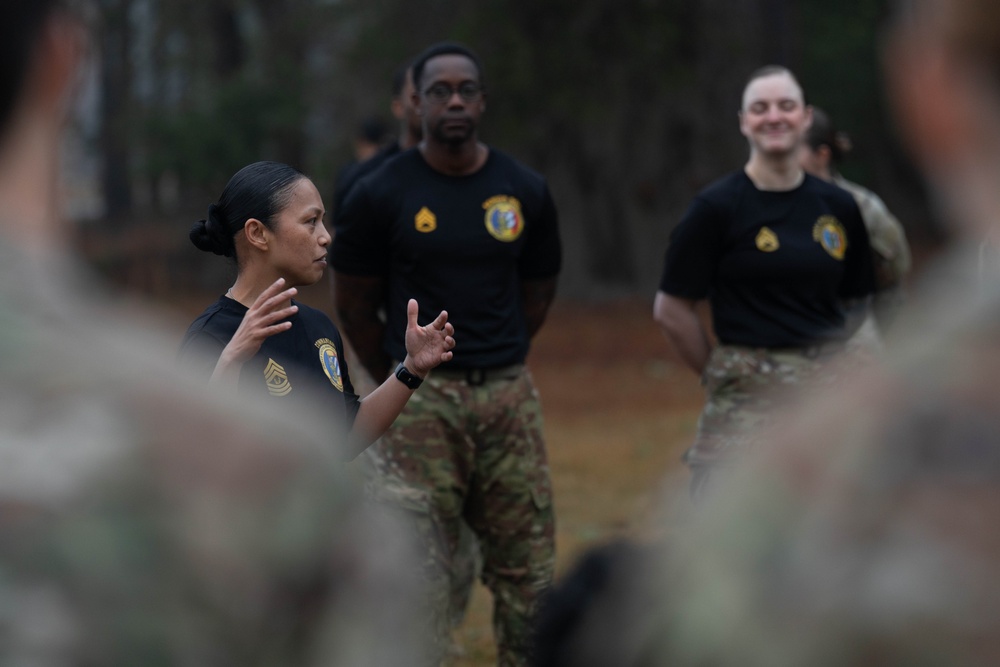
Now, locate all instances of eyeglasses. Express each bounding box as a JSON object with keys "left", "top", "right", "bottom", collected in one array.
[{"left": 423, "top": 82, "right": 484, "bottom": 104}]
